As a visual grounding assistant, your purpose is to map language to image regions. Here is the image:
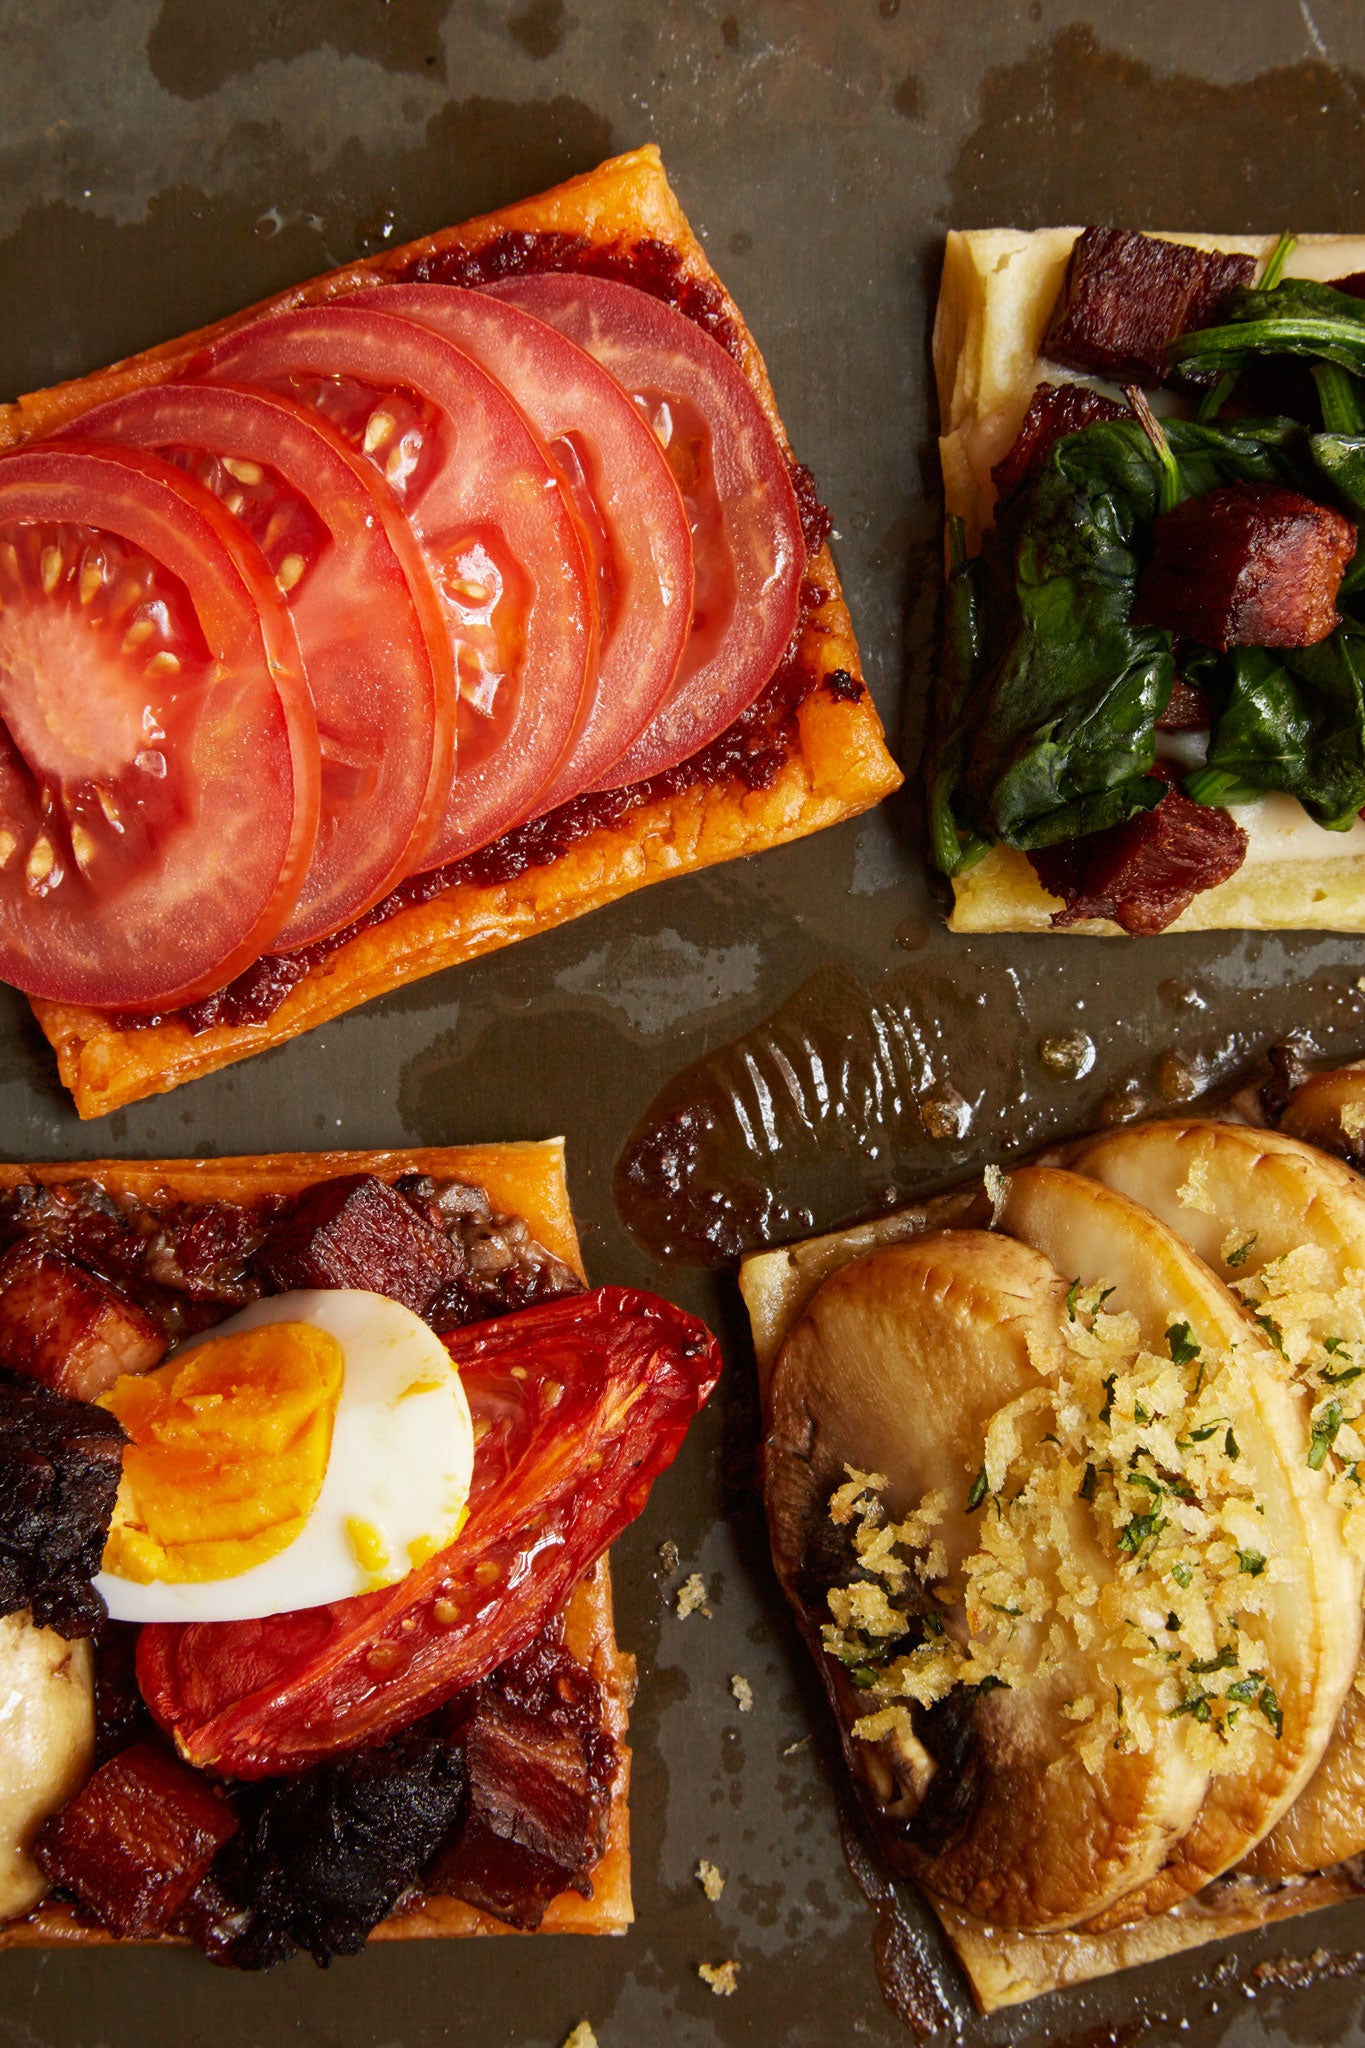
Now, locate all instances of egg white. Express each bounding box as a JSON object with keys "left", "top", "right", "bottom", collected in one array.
[{"left": 94, "top": 1289, "right": 474, "bottom": 1624}]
